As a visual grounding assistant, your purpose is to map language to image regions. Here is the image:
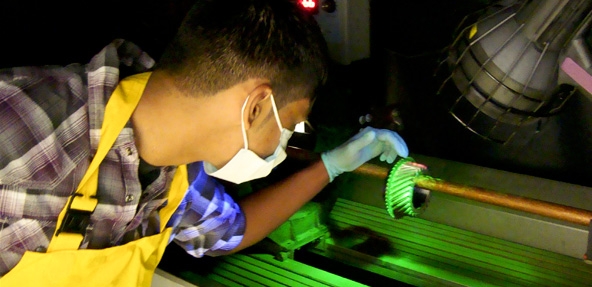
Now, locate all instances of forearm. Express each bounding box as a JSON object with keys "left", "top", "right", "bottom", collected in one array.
[{"left": 233, "top": 159, "right": 329, "bottom": 251}]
